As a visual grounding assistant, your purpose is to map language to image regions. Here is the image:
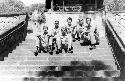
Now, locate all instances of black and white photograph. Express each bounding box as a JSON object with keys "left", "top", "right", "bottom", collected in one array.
[{"left": 0, "top": 0, "right": 124, "bottom": 81}]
